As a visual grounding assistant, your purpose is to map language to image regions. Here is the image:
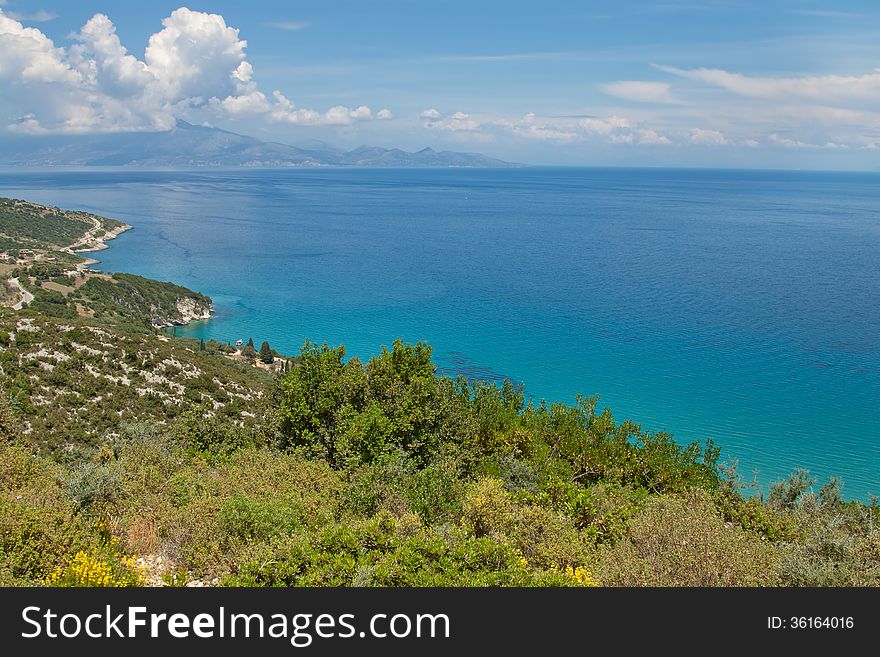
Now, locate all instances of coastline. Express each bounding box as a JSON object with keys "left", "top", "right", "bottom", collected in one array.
[
  {"left": 68, "top": 218, "right": 214, "bottom": 327},
  {"left": 69, "top": 220, "right": 133, "bottom": 272},
  {"left": 69, "top": 220, "right": 133, "bottom": 258},
  {"left": 1, "top": 197, "right": 217, "bottom": 330}
]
